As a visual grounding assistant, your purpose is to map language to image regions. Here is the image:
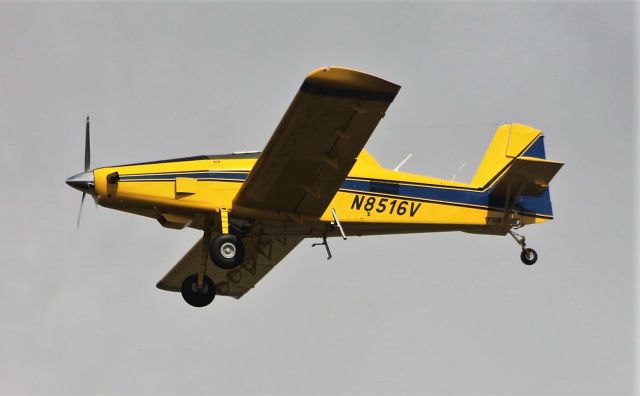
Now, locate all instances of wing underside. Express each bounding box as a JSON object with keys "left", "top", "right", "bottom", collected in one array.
[
  {"left": 233, "top": 66, "right": 400, "bottom": 218},
  {"left": 157, "top": 234, "right": 304, "bottom": 299}
]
